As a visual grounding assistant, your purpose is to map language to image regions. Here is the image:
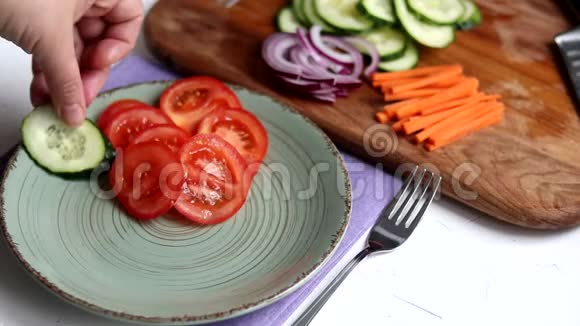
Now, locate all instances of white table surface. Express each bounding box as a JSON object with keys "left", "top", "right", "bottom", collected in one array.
[{"left": 1, "top": 2, "right": 580, "bottom": 326}]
